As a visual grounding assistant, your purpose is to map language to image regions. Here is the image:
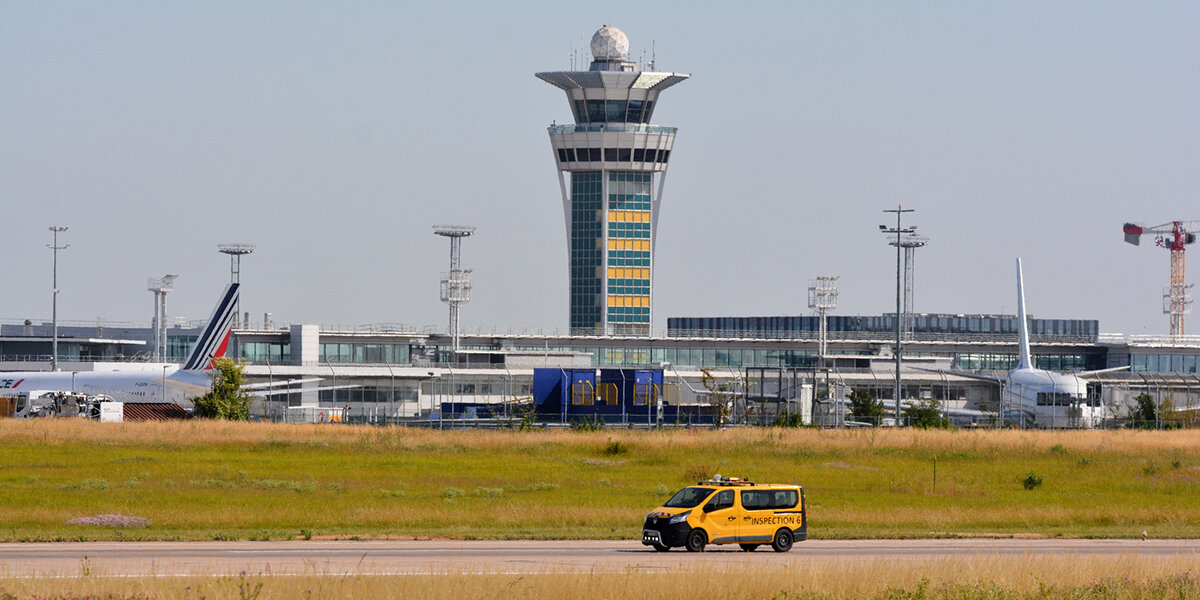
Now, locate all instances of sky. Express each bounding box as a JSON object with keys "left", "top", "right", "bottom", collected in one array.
[{"left": 1, "top": 1, "right": 1197, "bottom": 336}]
